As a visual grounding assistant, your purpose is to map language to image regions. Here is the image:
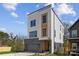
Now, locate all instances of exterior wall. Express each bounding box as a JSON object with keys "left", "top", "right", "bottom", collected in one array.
[
  {"left": 54, "top": 13, "right": 64, "bottom": 44},
  {"left": 24, "top": 39, "right": 49, "bottom": 52},
  {"left": 27, "top": 5, "right": 64, "bottom": 53},
  {"left": 69, "top": 21, "right": 79, "bottom": 38},
  {"left": 54, "top": 43, "right": 63, "bottom": 53},
  {"left": 50, "top": 9, "right": 64, "bottom": 53},
  {"left": 28, "top": 5, "right": 51, "bottom": 40}
]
